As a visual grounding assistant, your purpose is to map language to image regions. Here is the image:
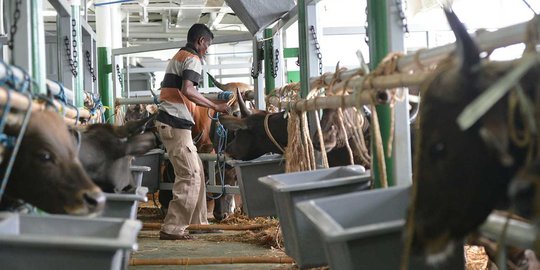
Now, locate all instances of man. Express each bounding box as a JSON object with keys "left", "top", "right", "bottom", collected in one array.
[{"left": 156, "top": 23, "right": 229, "bottom": 240}]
